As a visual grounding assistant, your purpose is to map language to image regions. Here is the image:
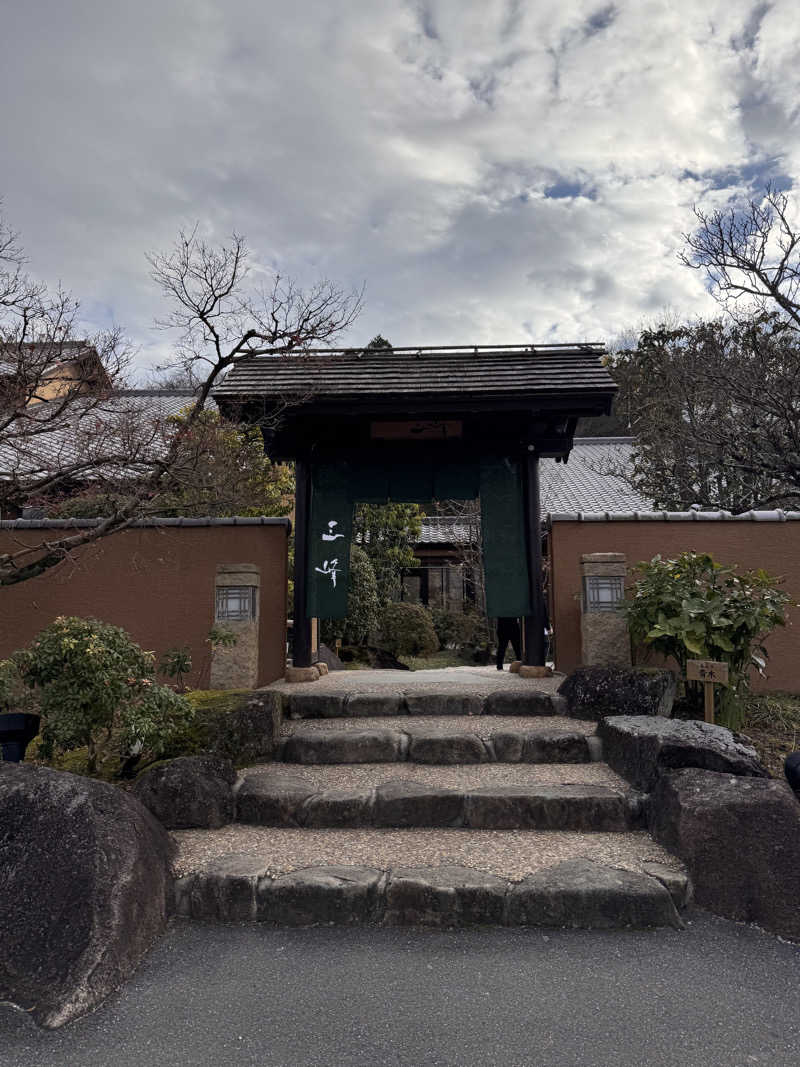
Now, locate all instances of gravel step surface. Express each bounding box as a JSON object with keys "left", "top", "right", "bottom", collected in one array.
[
  {"left": 240, "top": 761, "right": 625, "bottom": 791},
  {"left": 172, "top": 826, "right": 681, "bottom": 880},
  {"left": 280, "top": 715, "right": 596, "bottom": 736},
  {"left": 269, "top": 666, "right": 564, "bottom": 696}
]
